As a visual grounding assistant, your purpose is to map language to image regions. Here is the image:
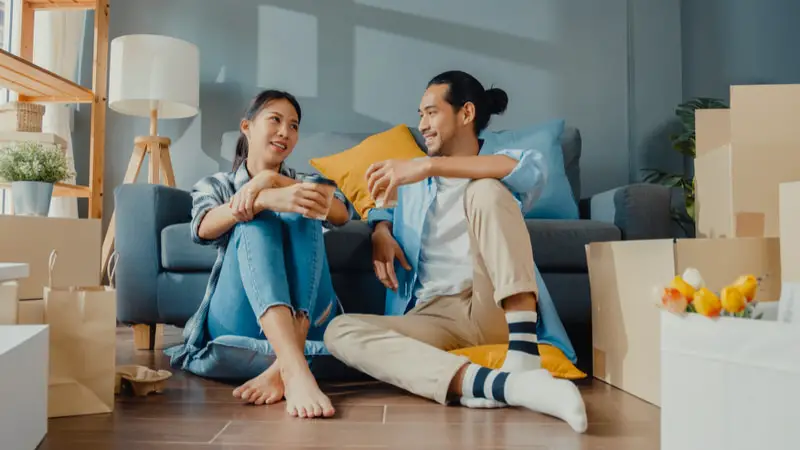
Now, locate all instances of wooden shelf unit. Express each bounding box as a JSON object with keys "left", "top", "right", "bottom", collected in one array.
[
  {"left": 25, "top": 0, "right": 97, "bottom": 9},
  {"left": 0, "top": 49, "right": 94, "bottom": 103},
  {"left": 0, "top": 0, "right": 109, "bottom": 219}
]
